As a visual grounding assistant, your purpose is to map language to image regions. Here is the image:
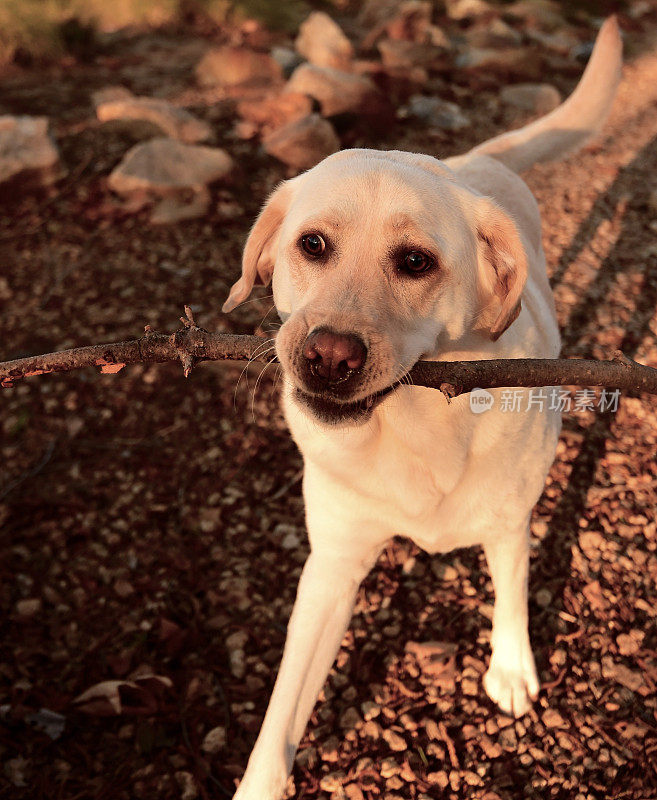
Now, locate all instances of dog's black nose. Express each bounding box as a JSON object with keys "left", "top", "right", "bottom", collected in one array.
[{"left": 302, "top": 329, "right": 367, "bottom": 384}]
